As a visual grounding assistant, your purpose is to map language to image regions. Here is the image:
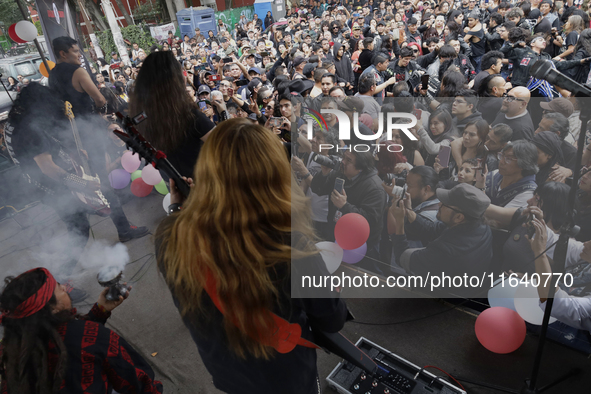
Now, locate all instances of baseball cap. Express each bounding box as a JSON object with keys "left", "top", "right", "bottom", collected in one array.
[
  {"left": 303, "top": 62, "right": 318, "bottom": 77},
  {"left": 353, "top": 24, "right": 362, "bottom": 30},
  {"left": 436, "top": 183, "right": 491, "bottom": 219},
  {"left": 377, "top": 21, "right": 385, "bottom": 26},
  {"left": 198, "top": 85, "right": 211, "bottom": 95},
  {"left": 248, "top": 67, "right": 262, "bottom": 75},
  {"left": 539, "top": 98, "right": 574, "bottom": 118},
  {"left": 293, "top": 56, "right": 308, "bottom": 68},
  {"left": 224, "top": 47, "right": 234, "bottom": 55},
  {"left": 337, "top": 97, "right": 365, "bottom": 113}
]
